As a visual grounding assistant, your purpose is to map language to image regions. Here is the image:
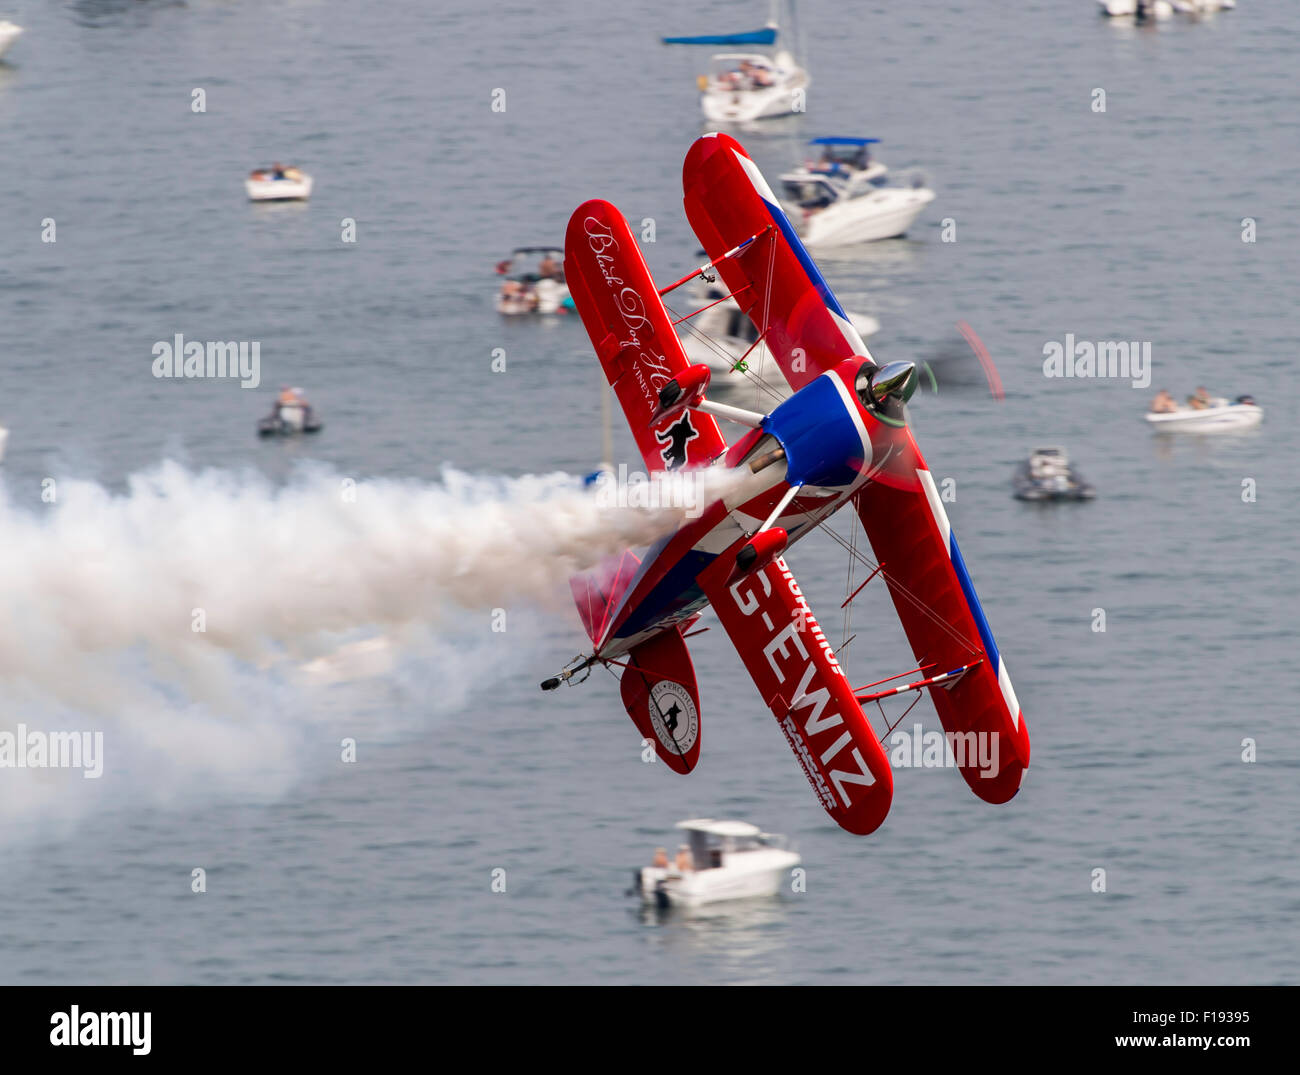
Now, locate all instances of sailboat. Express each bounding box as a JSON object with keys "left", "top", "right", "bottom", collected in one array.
[{"left": 663, "top": 1, "right": 809, "bottom": 123}]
